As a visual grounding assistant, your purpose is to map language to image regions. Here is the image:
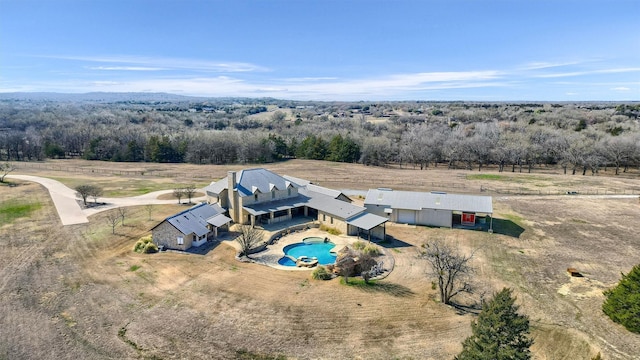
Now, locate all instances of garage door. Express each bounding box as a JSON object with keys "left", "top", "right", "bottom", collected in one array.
[
  {"left": 397, "top": 209, "right": 416, "bottom": 224},
  {"left": 417, "top": 209, "right": 452, "bottom": 227}
]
